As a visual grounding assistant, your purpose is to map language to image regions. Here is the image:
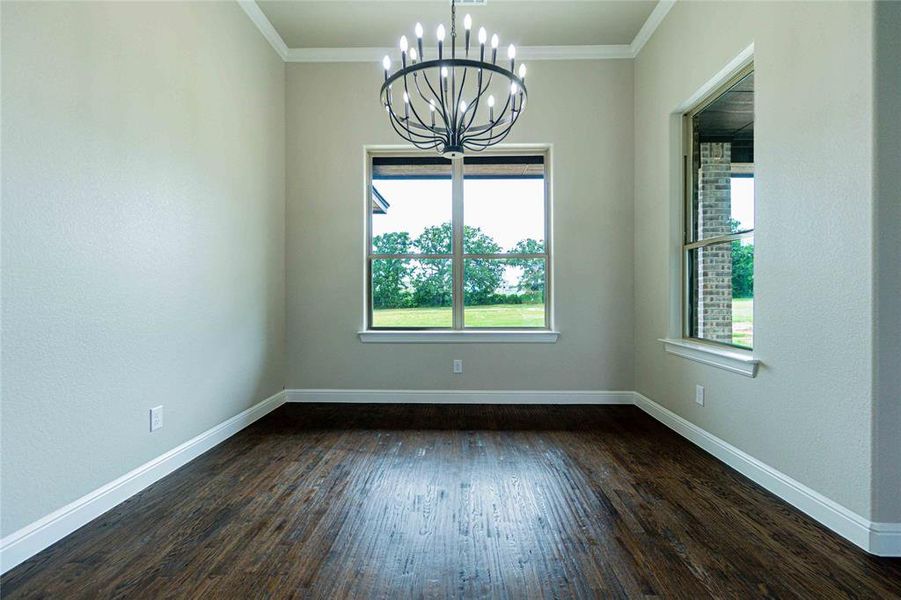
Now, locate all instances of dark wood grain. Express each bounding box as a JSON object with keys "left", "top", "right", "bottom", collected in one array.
[{"left": 3, "top": 404, "right": 900, "bottom": 598}]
